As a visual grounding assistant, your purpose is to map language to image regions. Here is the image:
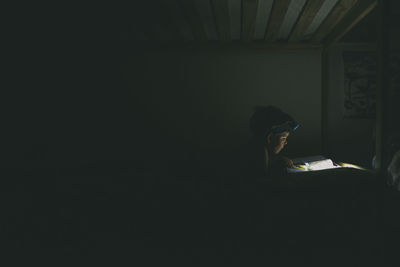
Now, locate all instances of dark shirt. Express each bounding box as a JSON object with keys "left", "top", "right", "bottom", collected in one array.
[{"left": 244, "top": 138, "right": 287, "bottom": 182}]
